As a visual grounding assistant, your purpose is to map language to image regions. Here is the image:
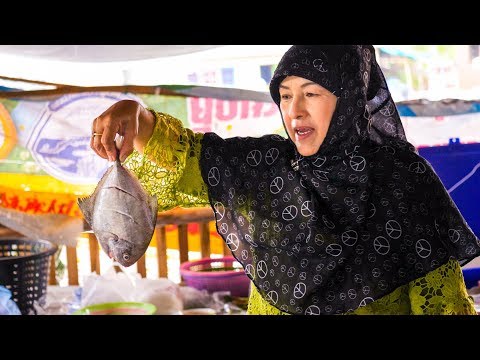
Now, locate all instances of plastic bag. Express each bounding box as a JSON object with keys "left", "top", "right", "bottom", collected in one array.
[
  {"left": 80, "top": 264, "right": 139, "bottom": 307},
  {"left": 80, "top": 263, "right": 183, "bottom": 314},
  {"left": 0, "top": 286, "right": 21, "bottom": 315}
]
